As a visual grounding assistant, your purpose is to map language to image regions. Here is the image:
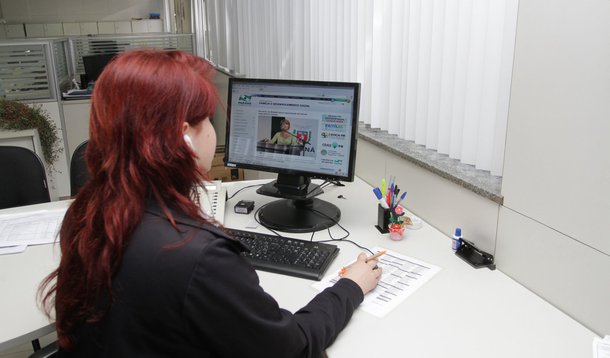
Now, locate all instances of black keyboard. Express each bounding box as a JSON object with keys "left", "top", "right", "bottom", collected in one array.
[{"left": 227, "top": 228, "right": 340, "bottom": 280}]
